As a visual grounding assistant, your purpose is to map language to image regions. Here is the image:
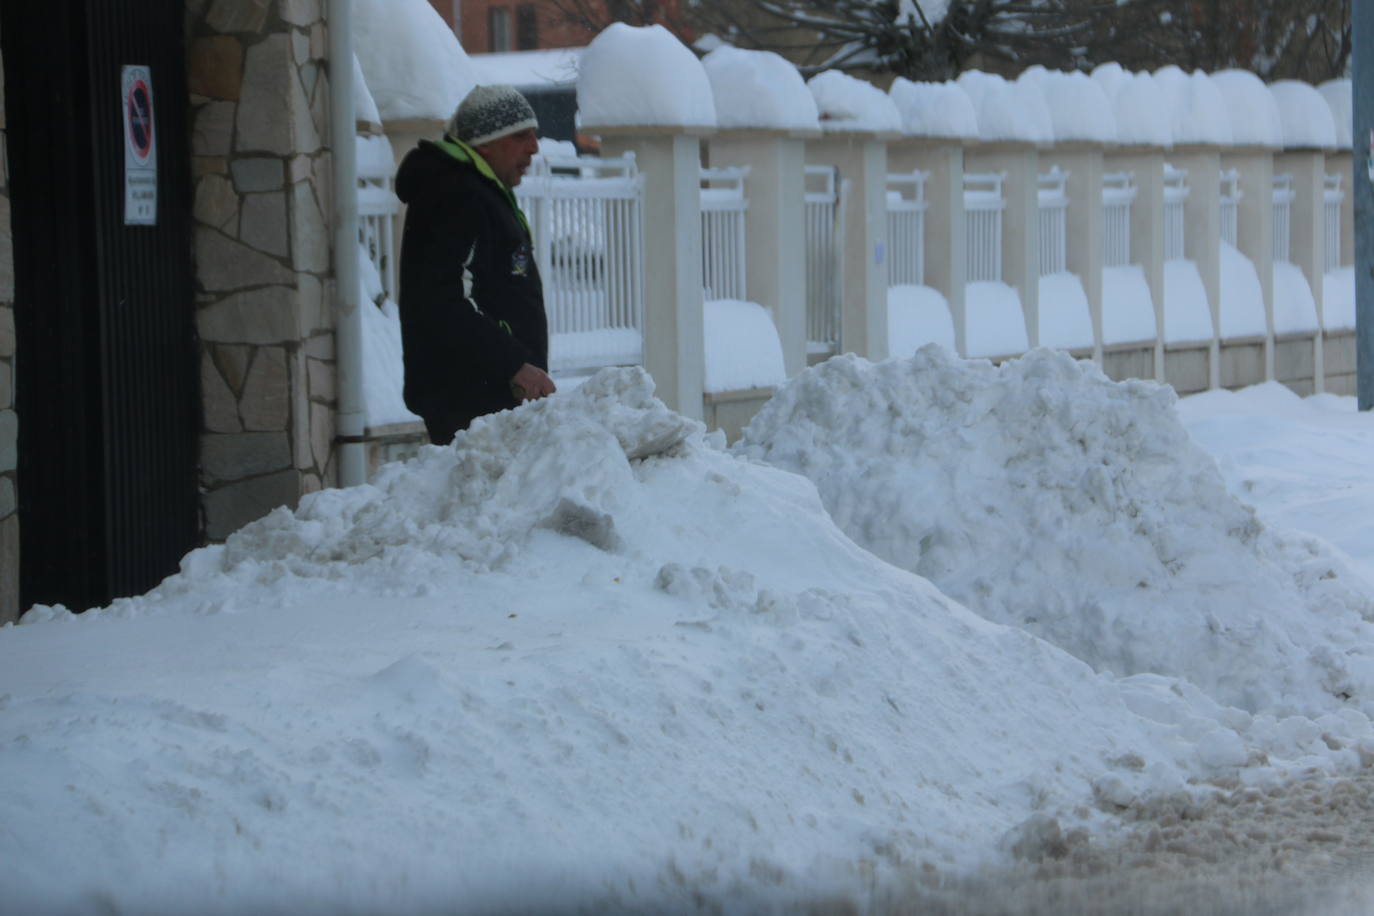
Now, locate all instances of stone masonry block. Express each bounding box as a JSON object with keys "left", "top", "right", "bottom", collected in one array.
[
  {"left": 230, "top": 156, "right": 285, "bottom": 192},
  {"left": 0, "top": 513, "right": 18, "bottom": 625},
  {"left": 240, "top": 346, "right": 291, "bottom": 431},
  {"left": 193, "top": 102, "right": 236, "bottom": 158},
  {"left": 237, "top": 34, "right": 319, "bottom": 156},
  {"left": 291, "top": 29, "right": 310, "bottom": 66},
  {"left": 0, "top": 409, "right": 16, "bottom": 472},
  {"left": 194, "top": 174, "right": 239, "bottom": 233},
  {"left": 189, "top": 36, "right": 243, "bottom": 101},
  {"left": 280, "top": 0, "right": 323, "bottom": 28},
  {"left": 310, "top": 400, "right": 334, "bottom": 475},
  {"left": 307, "top": 356, "right": 334, "bottom": 405},
  {"left": 0, "top": 306, "right": 13, "bottom": 356},
  {"left": 0, "top": 475, "right": 13, "bottom": 516},
  {"left": 201, "top": 351, "right": 242, "bottom": 433},
  {"left": 203, "top": 469, "right": 299, "bottom": 541},
  {"left": 0, "top": 198, "right": 13, "bottom": 302},
  {"left": 212, "top": 343, "right": 252, "bottom": 392},
  {"left": 0, "top": 359, "right": 12, "bottom": 410},
  {"left": 240, "top": 191, "right": 289, "bottom": 258},
  {"left": 290, "top": 181, "right": 329, "bottom": 274},
  {"left": 202, "top": 430, "right": 291, "bottom": 484},
  {"left": 207, "top": 0, "right": 269, "bottom": 34},
  {"left": 195, "top": 227, "right": 295, "bottom": 291},
  {"left": 198, "top": 286, "right": 300, "bottom": 344}
]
